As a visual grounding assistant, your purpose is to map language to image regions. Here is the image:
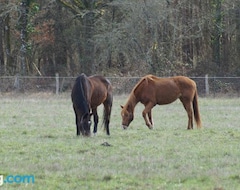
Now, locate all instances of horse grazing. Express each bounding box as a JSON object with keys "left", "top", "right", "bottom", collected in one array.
[
  {"left": 121, "top": 75, "right": 202, "bottom": 130},
  {"left": 71, "top": 73, "right": 113, "bottom": 136}
]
